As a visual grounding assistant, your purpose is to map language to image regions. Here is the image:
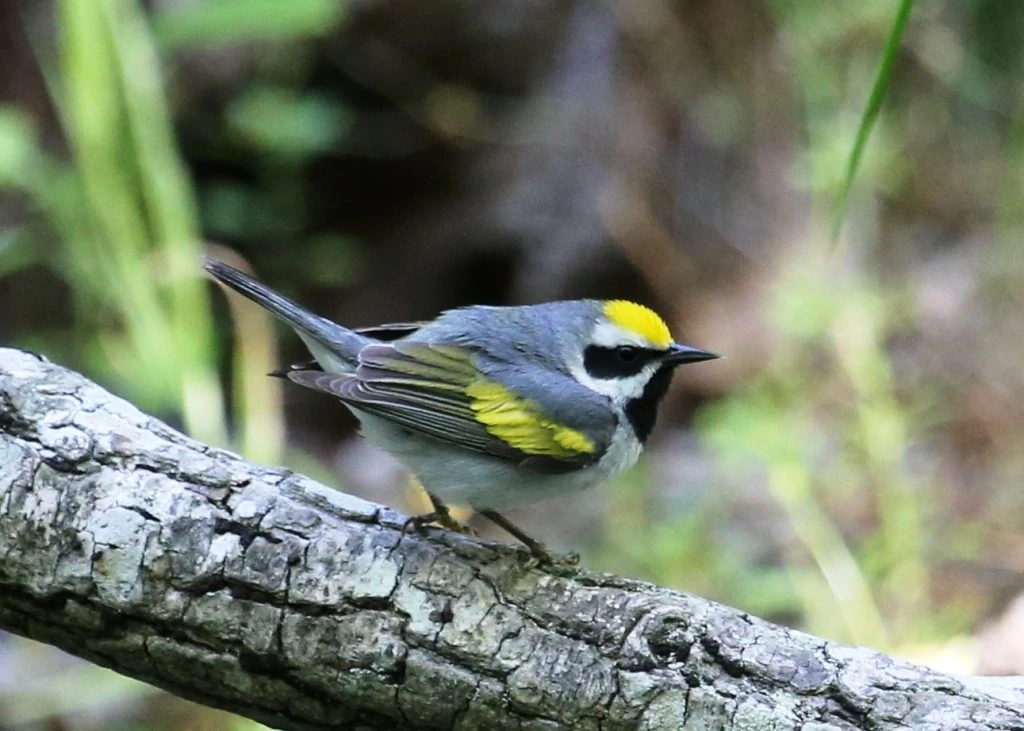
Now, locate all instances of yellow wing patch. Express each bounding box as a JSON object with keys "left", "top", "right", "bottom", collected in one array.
[
  {"left": 602, "top": 300, "right": 672, "bottom": 349},
  {"left": 466, "top": 380, "right": 596, "bottom": 458}
]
